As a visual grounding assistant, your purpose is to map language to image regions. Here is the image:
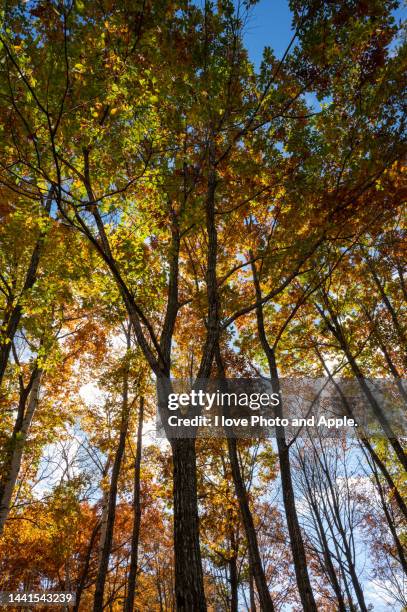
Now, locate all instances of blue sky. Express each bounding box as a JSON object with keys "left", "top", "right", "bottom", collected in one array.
[{"left": 242, "top": 0, "right": 294, "bottom": 67}]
